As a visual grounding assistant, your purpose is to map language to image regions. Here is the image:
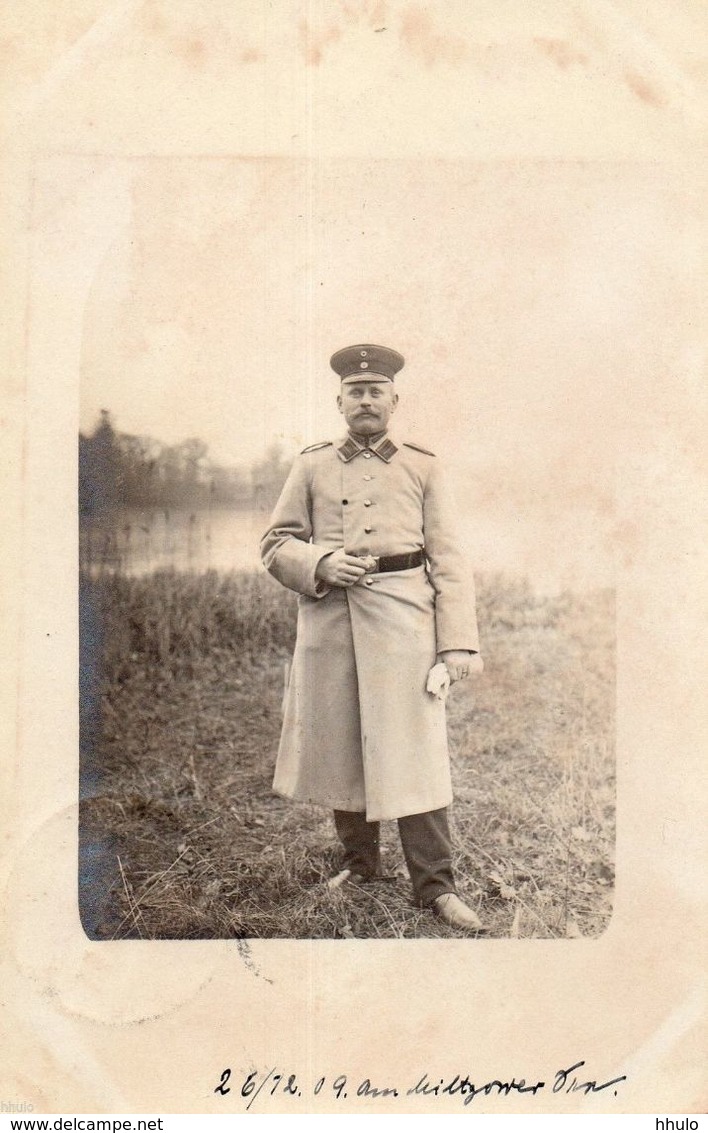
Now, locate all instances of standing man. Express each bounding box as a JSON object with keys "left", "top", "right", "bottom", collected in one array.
[{"left": 260, "top": 344, "right": 484, "bottom": 931}]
